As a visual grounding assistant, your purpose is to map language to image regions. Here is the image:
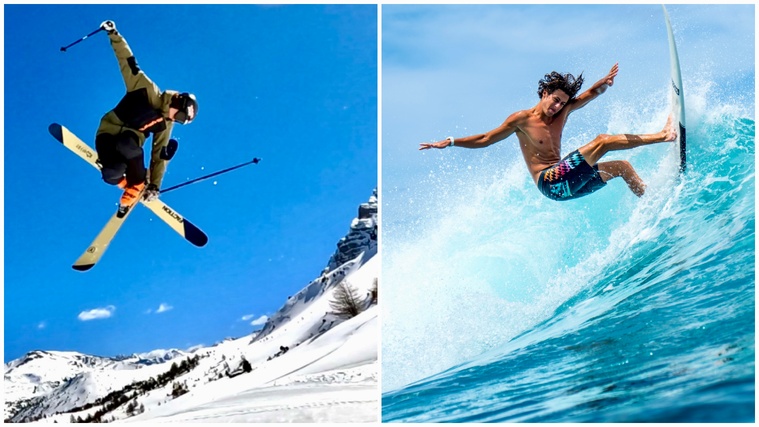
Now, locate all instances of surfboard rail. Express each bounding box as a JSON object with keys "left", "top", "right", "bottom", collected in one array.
[{"left": 663, "top": 5, "right": 686, "bottom": 174}]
